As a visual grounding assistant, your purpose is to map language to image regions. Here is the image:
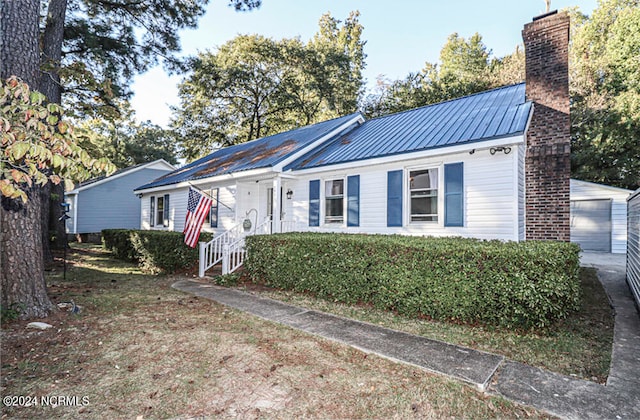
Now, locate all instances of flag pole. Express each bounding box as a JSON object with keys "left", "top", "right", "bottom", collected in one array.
[{"left": 187, "top": 182, "right": 234, "bottom": 211}]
